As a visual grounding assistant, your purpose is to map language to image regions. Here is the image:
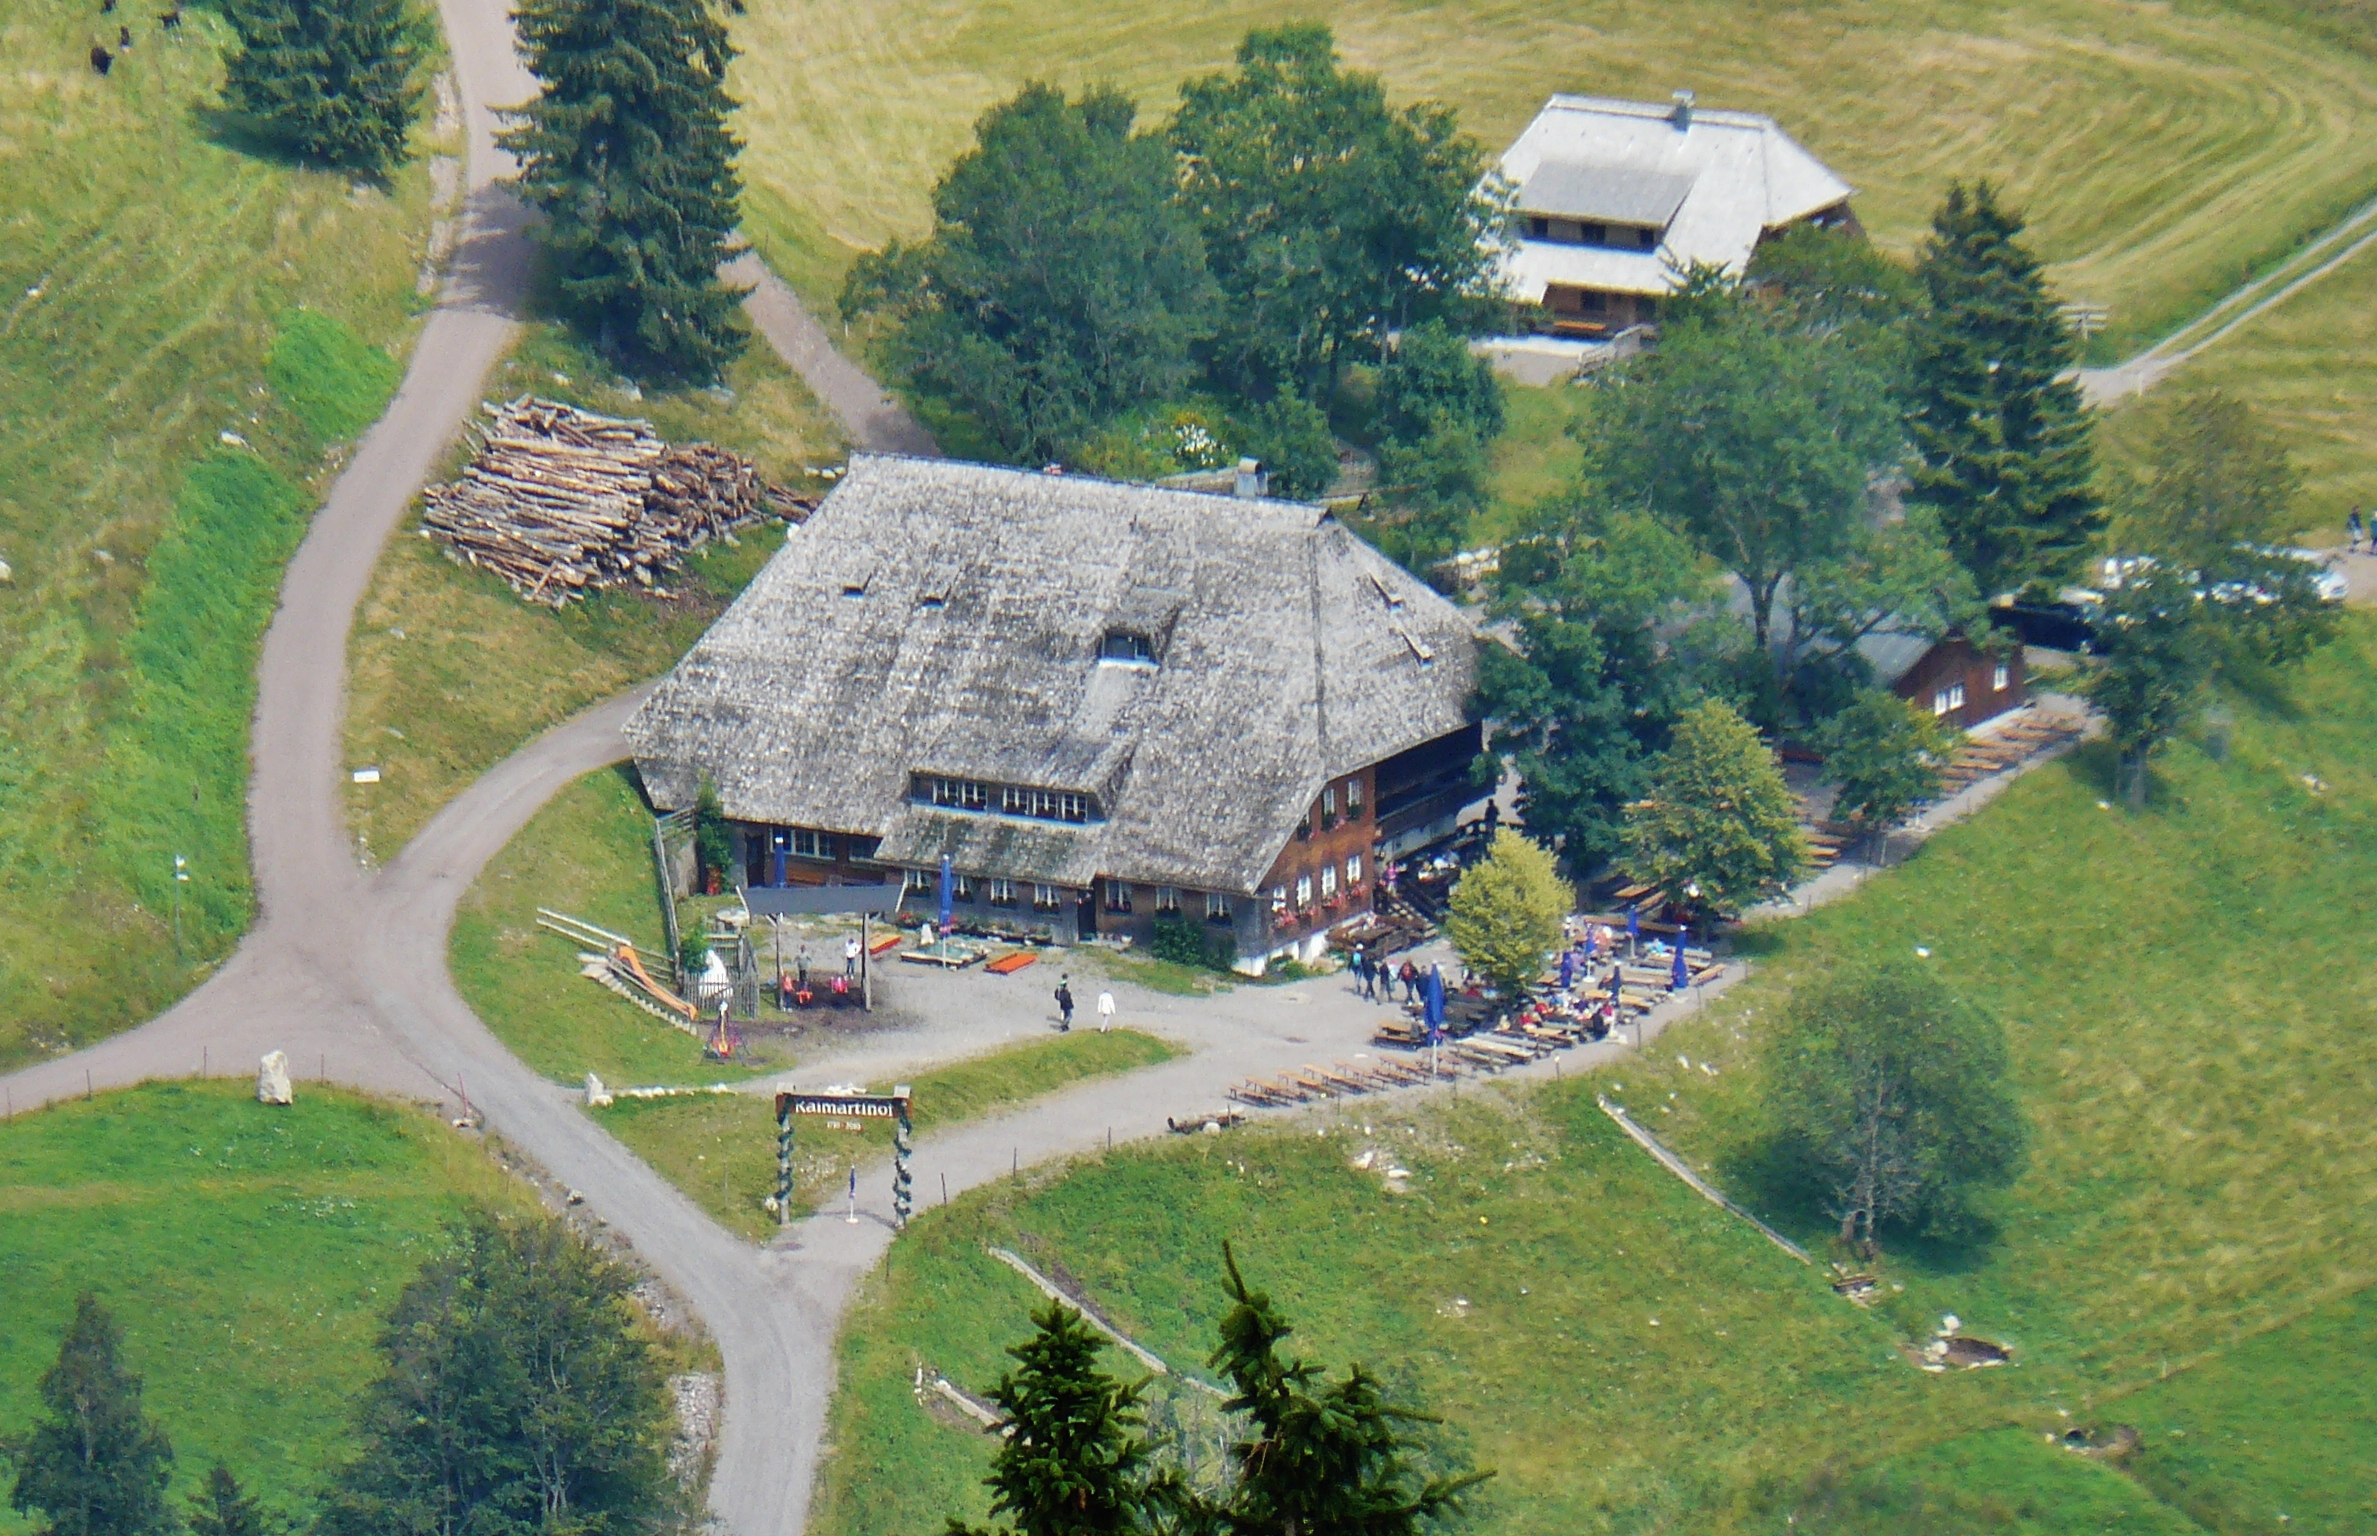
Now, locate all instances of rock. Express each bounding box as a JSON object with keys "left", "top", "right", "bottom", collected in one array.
[
  {"left": 567, "top": 1189, "right": 585, "bottom": 1206},
  {"left": 586, "top": 1072, "right": 612, "bottom": 1107},
  {"left": 256, "top": 1051, "right": 292, "bottom": 1105}
]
